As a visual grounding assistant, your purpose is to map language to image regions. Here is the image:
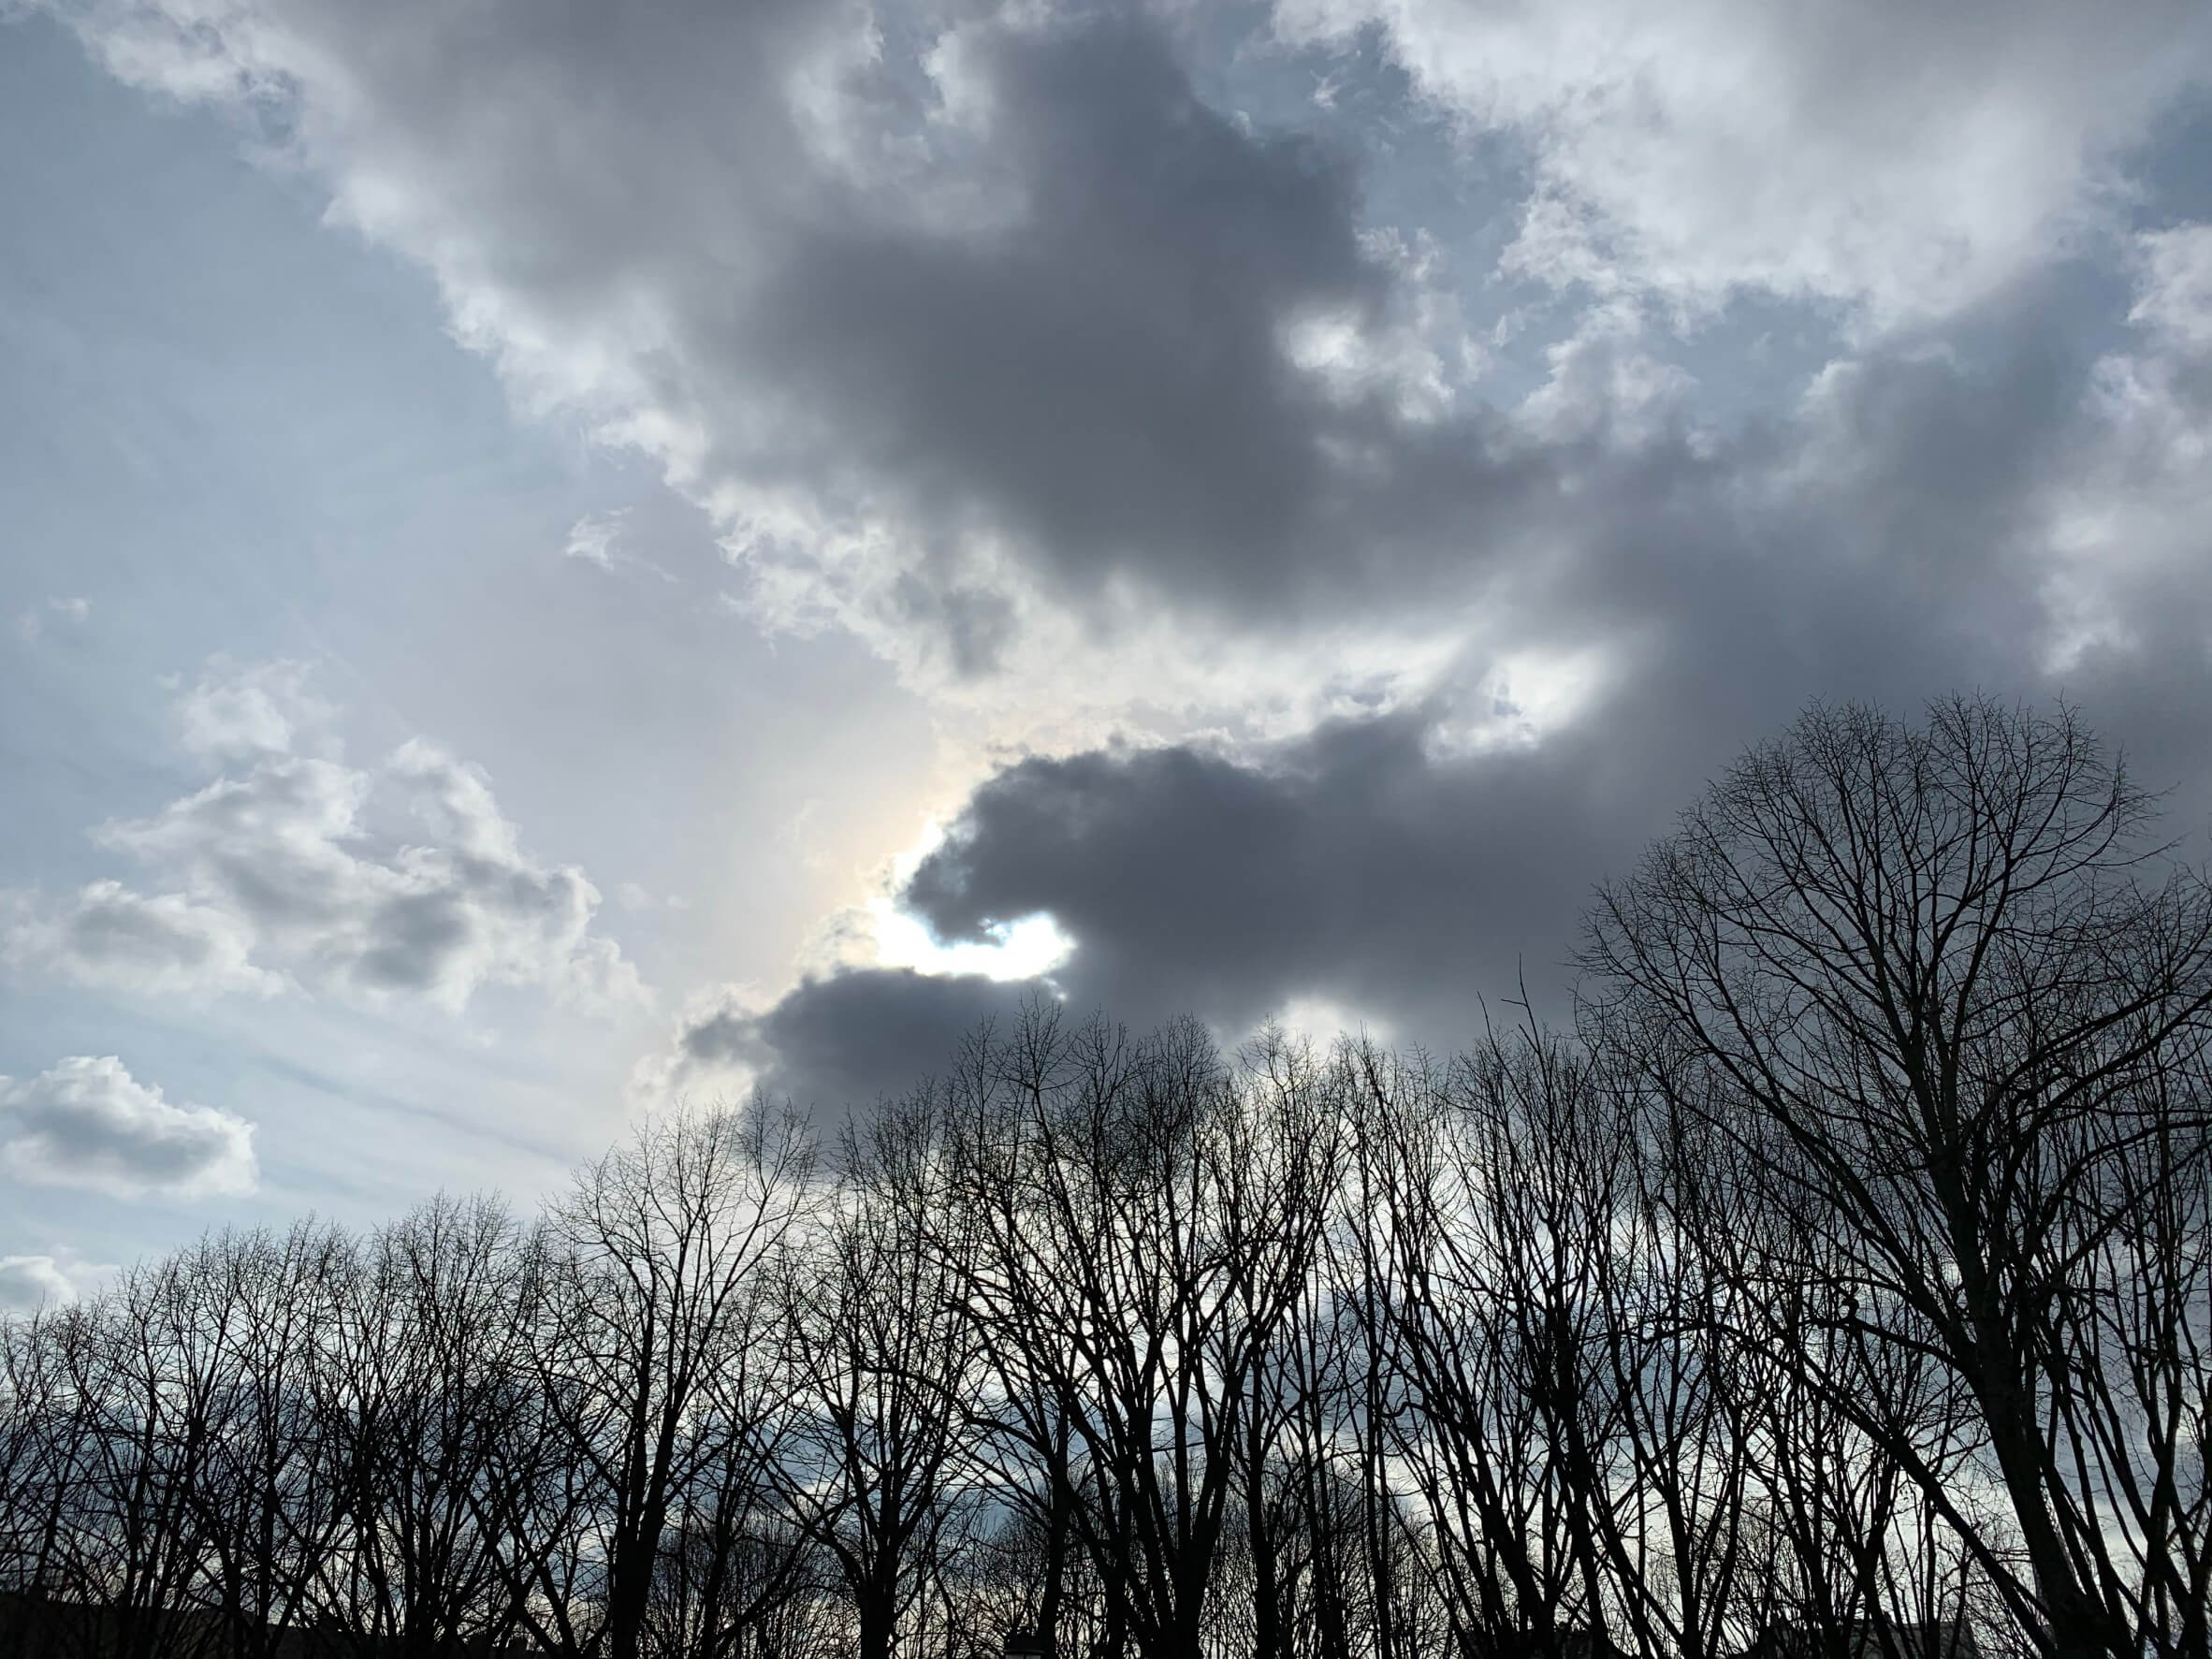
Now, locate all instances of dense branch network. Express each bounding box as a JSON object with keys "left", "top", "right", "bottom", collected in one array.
[{"left": 3, "top": 698, "right": 2207, "bottom": 1659}]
